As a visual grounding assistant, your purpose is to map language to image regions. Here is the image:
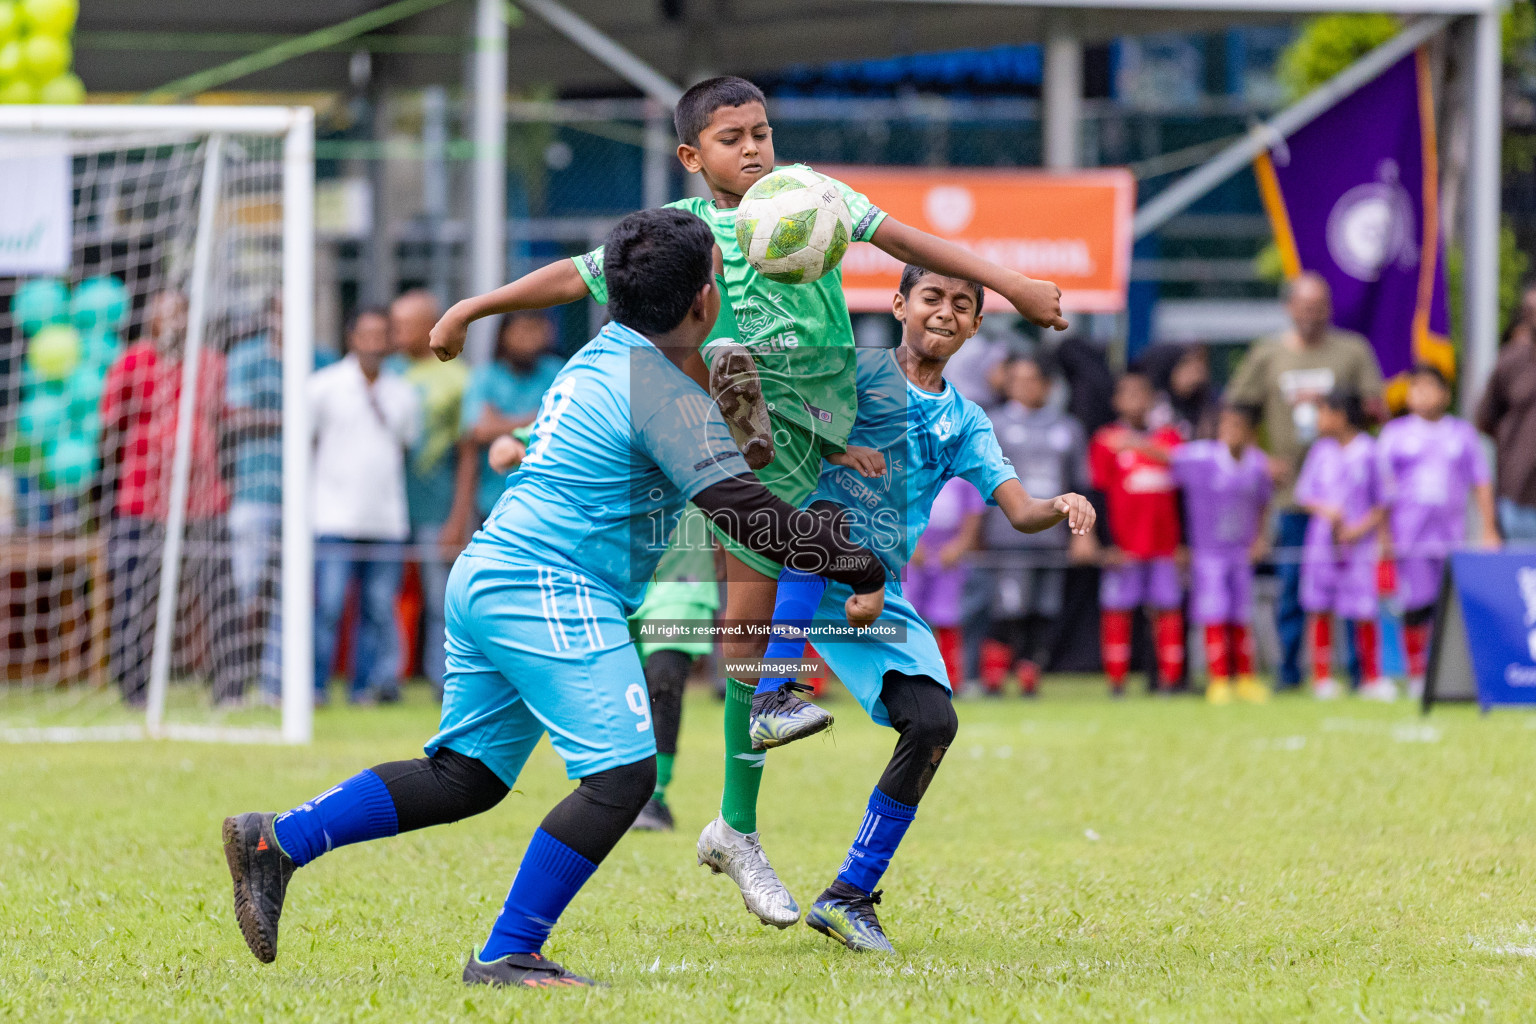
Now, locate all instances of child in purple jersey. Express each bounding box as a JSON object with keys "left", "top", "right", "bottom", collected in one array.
[
  {"left": 1171, "top": 403, "right": 1272, "bottom": 704},
  {"left": 903, "top": 477, "right": 985, "bottom": 687},
  {"left": 1376, "top": 365, "right": 1498, "bottom": 697},
  {"left": 1295, "top": 390, "right": 1387, "bottom": 700}
]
